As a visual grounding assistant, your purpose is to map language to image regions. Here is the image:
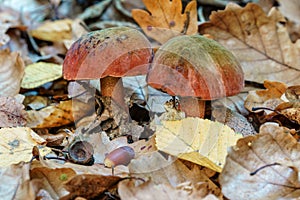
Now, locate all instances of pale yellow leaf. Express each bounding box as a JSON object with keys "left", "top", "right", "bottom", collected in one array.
[
  {"left": 21, "top": 62, "right": 62, "bottom": 89},
  {"left": 155, "top": 117, "right": 242, "bottom": 172},
  {"left": 30, "top": 19, "right": 73, "bottom": 42},
  {"left": 0, "top": 127, "right": 51, "bottom": 167},
  {"left": 0, "top": 49, "right": 25, "bottom": 96},
  {"left": 199, "top": 3, "right": 300, "bottom": 85}
]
